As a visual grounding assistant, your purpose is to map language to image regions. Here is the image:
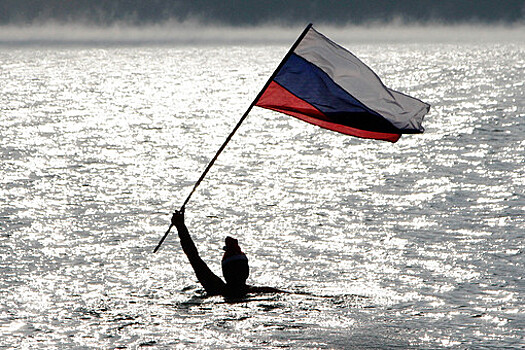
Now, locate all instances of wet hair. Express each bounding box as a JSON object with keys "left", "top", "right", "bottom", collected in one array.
[{"left": 223, "top": 236, "right": 240, "bottom": 251}]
